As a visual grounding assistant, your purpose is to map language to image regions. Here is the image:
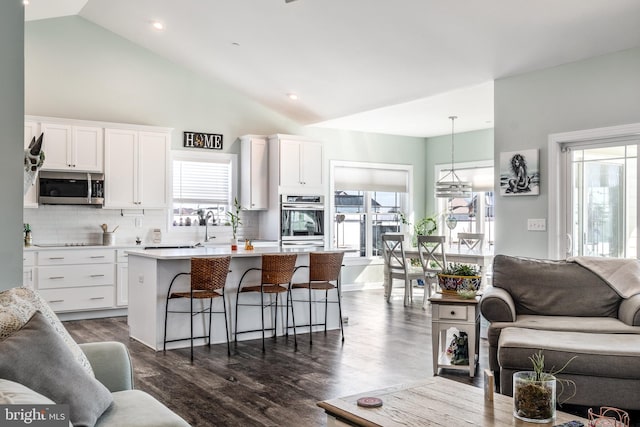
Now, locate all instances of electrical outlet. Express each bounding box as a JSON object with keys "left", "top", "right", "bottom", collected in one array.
[
  {"left": 135, "top": 217, "right": 142, "bottom": 228},
  {"left": 138, "top": 274, "right": 144, "bottom": 284},
  {"left": 527, "top": 218, "right": 546, "bottom": 231}
]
